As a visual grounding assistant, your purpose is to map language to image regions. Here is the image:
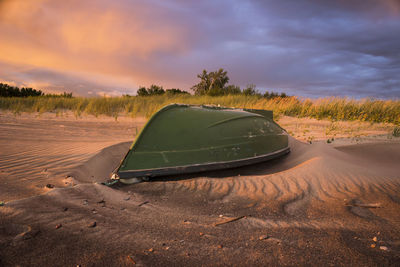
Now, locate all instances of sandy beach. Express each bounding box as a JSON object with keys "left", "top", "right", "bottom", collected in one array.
[{"left": 1, "top": 112, "right": 400, "bottom": 266}]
